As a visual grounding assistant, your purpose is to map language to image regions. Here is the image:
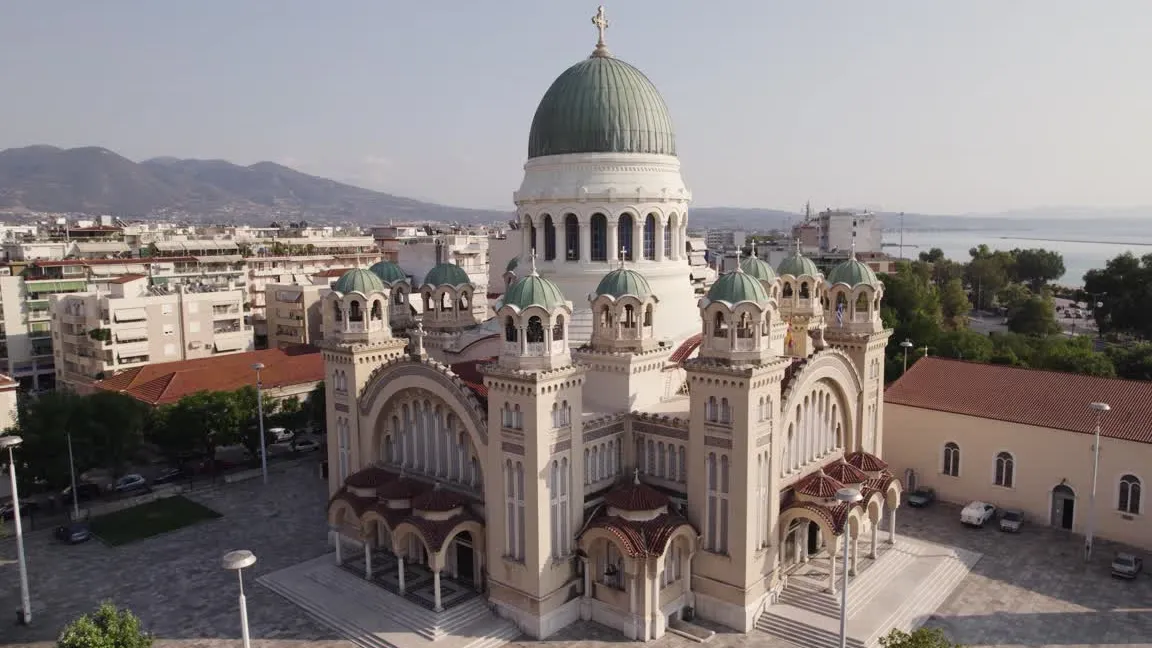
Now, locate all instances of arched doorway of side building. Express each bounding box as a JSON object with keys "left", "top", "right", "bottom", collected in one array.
[{"left": 1051, "top": 483, "right": 1076, "bottom": 530}]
